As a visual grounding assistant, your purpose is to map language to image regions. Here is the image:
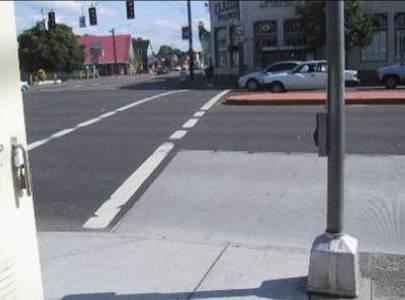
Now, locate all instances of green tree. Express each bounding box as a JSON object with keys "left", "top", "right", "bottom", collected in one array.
[
  {"left": 157, "top": 45, "right": 182, "bottom": 58},
  {"left": 18, "top": 23, "right": 85, "bottom": 73},
  {"left": 295, "top": 0, "right": 375, "bottom": 51}
]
